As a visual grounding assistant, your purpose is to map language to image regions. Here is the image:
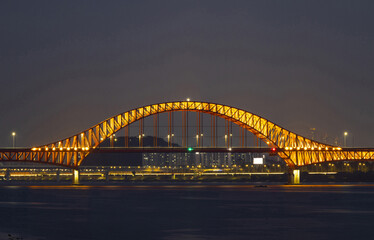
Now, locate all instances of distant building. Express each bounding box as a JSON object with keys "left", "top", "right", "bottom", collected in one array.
[{"left": 142, "top": 152, "right": 257, "bottom": 168}]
